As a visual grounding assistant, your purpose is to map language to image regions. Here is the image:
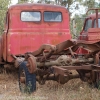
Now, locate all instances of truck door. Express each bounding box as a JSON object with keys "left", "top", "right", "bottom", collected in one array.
[
  {"left": 2, "top": 12, "right": 9, "bottom": 61},
  {"left": 43, "top": 11, "right": 71, "bottom": 45},
  {"left": 7, "top": 10, "right": 43, "bottom": 62}
]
